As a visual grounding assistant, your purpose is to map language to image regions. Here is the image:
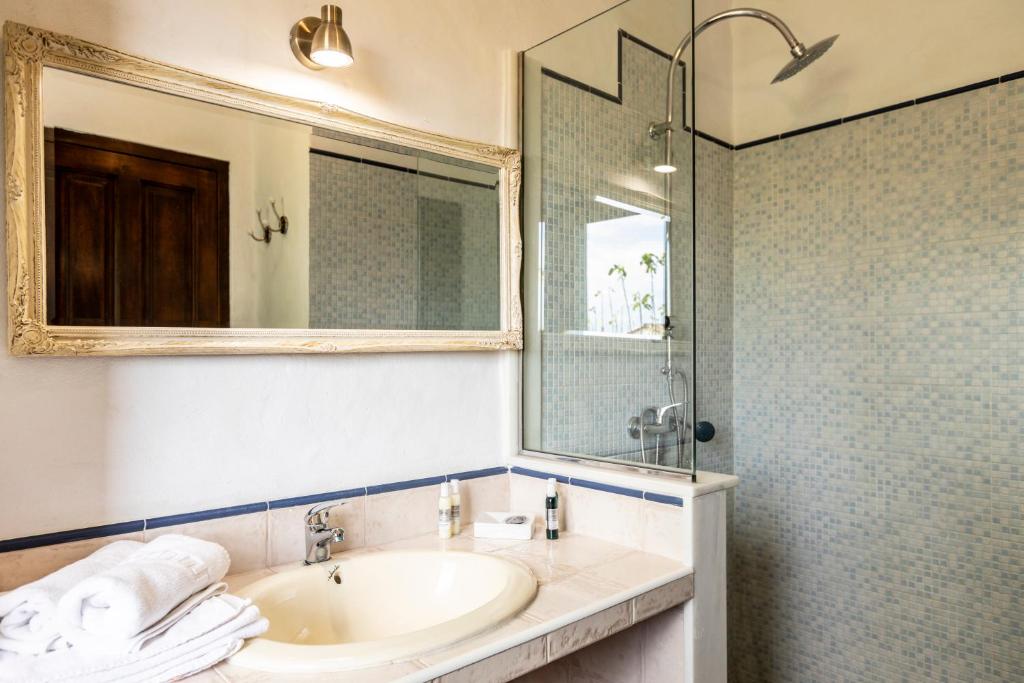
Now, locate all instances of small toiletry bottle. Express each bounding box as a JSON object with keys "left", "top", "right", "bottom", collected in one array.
[
  {"left": 449, "top": 479, "right": 462, "bottom": 535},
  {"left": 545, "top": 478, "right": 559, "bottom": 540},
  {"left": 438, "top": 482, "right": 452, "bottom": 539}
]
